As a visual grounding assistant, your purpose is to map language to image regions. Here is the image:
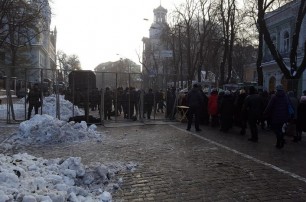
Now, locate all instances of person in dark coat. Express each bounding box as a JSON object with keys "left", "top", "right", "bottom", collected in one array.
[
  {"left": 144, "top": 88, "right": 154, "bottom": 119},
  {"left": 287, "top": 91, "right": 299, "bottom": 139},
  {"left": 166, "top": 87, "right": 176, "bottom": 119},
  {"left": 104, "top": 87, "right": 113, "bottom": 120},
  {"left": 129, "top": 87, "right": 136, "bottom": 118},
  {"left": 122, "top": 87, "right": 130, "bottom": 119},
  {"left": 135, "top": 89, "right": 141, "bottom": 117},
  {"left": 264, "top": 85, "right": 290, "bottom": 148},
  {"left": 186, "top": 84, "right": 204, "bottom": 132},
  {"left": 198, "top": 86, "right": 209, "bottom": 125},
  {"left": 295, "top": 96, "right": 306, "bottom": 142},
  {"left": 242, "top": 86, "right": 264, "bottom": 142},
  {"left": 26, "top": 83, "right": 42, "bottom": 120},
  {"left": 234, "top": 89, "right": 248, "bottom": 134},
  {"left": 116, "top": 87, "right": 124, "bottom": 116},
  {"left": 156, "top": 90, "right": 164, "bottom": 113},
  {"left": 90, "top": 88, "right": 100, "bottom": 111},
  {"left": 219, "top": 90, "right": 234, "bottom": 133}
]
